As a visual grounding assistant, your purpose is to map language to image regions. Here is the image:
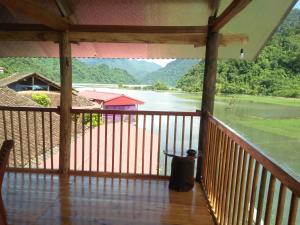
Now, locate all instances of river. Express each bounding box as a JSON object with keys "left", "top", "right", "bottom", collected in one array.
[{"left": 75, "top": 85, "right": 300, "bottom": 176}]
